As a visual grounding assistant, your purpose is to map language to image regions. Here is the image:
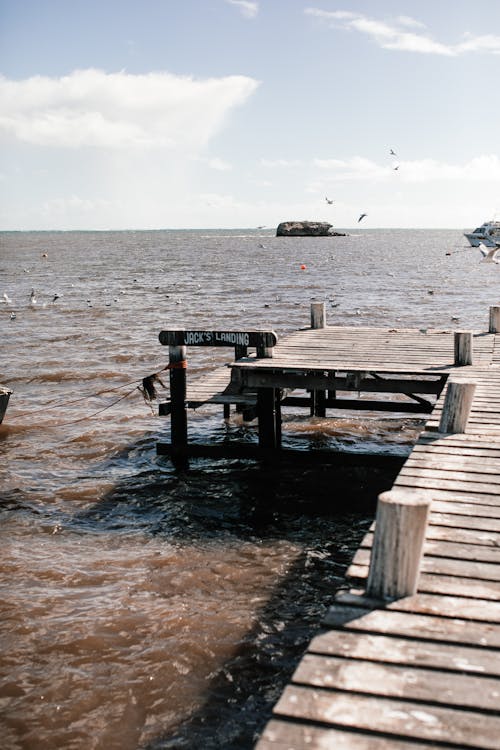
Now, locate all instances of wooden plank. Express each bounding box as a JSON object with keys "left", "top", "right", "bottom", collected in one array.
[
  {"left": 393, "top": 474, "right": 500, "bottom": 497},
  {"left": 350, "top": 547, "right": 500, "bottom": 581},
  {"left": 308, "top": 629, "right": 500, "bottom": 676},
  {"left": 336, "top": 590, "right": 500, "bottom": 623},
  {"left": 347, "top": 566, "right": 500, "bottom": 600},
  {"left": 292, "top": 653, "right": 500, "bottom": 711},
  {"left": 392, "top": 483, "right": 500, "bottom": 507},
  {"left": 428, "top": 512, "right": 500, "bottom": 531},
  {"left": 322, "top": 602, "right": 500, "bottom": 648},
  {"left": 430, "top": 500, "right": 500, "bottom": 518},
  {"left": 257, "top": 720, "right": 428, "bottom": 750},
  {"left": 359, "top": 531, "right": 500, "bottom": 562},
  {"left": 425, "top": 524, "right": 500, "bottom": 546},
  {"left": 272, "top": 685, "right": 500, "bottom": 749},
  {"left": 406, "top": 454, "right": 500, "bottom": 474}
]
